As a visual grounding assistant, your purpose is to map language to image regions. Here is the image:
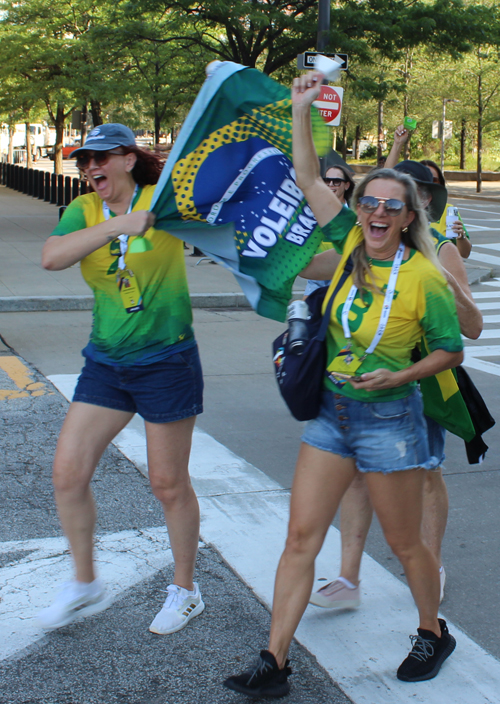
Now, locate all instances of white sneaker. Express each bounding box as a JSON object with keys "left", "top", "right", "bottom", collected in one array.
[
  {"left": 309, "top": 577, "right": 361, "bottom": 609},
  {"left": 38, "top": 579, "right": 107, "bottom": 630},
  {"left": 440, "top": 566, "right": 446, "bottom": 604},
  {"left": 149, "top": 583, "right": 205, "bottom": 634}
]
